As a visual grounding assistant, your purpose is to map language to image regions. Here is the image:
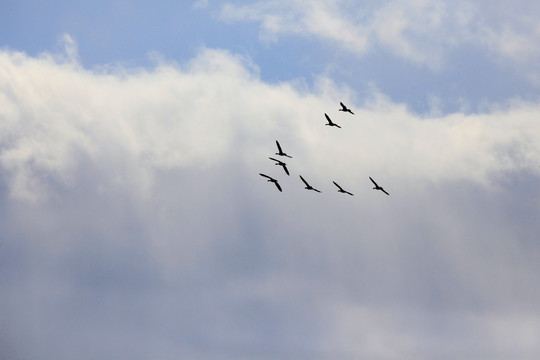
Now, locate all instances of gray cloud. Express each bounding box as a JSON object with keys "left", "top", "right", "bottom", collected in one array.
[{"left": 0, "top": 41, "right": 540, "bottom": 359}]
